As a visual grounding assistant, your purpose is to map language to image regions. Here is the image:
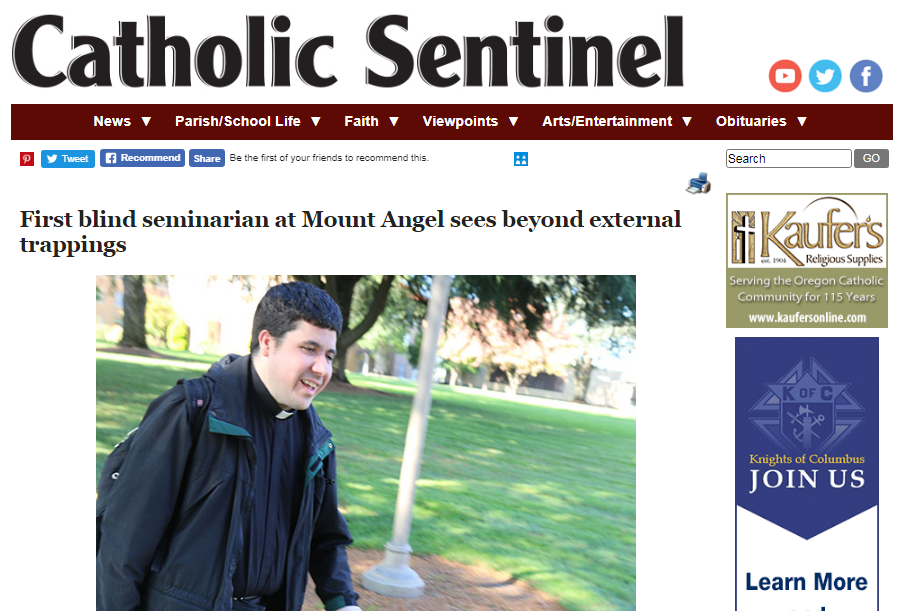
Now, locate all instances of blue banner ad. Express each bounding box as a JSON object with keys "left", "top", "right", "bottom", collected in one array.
[{"left": 735, "top": 337, "right": 878, "bottom": 611}]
